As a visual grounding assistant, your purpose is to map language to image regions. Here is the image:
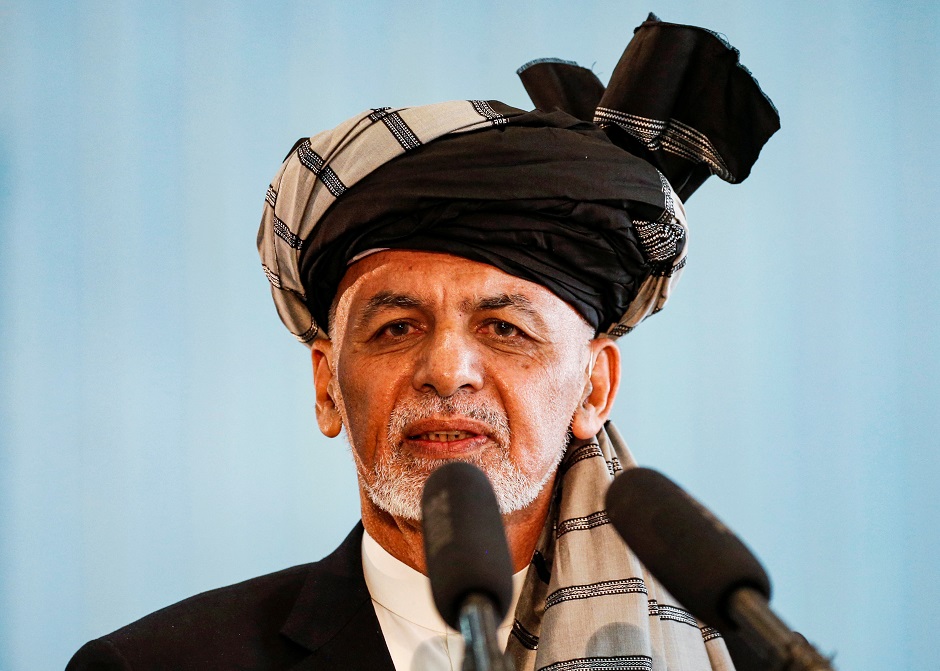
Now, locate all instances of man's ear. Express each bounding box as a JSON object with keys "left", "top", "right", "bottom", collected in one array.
[
  {"left": 311, "top": 340, "right": 343, "bottom": 438},
  {"left": 570, "top": 338, "right": 621, "bottom": 440}
]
